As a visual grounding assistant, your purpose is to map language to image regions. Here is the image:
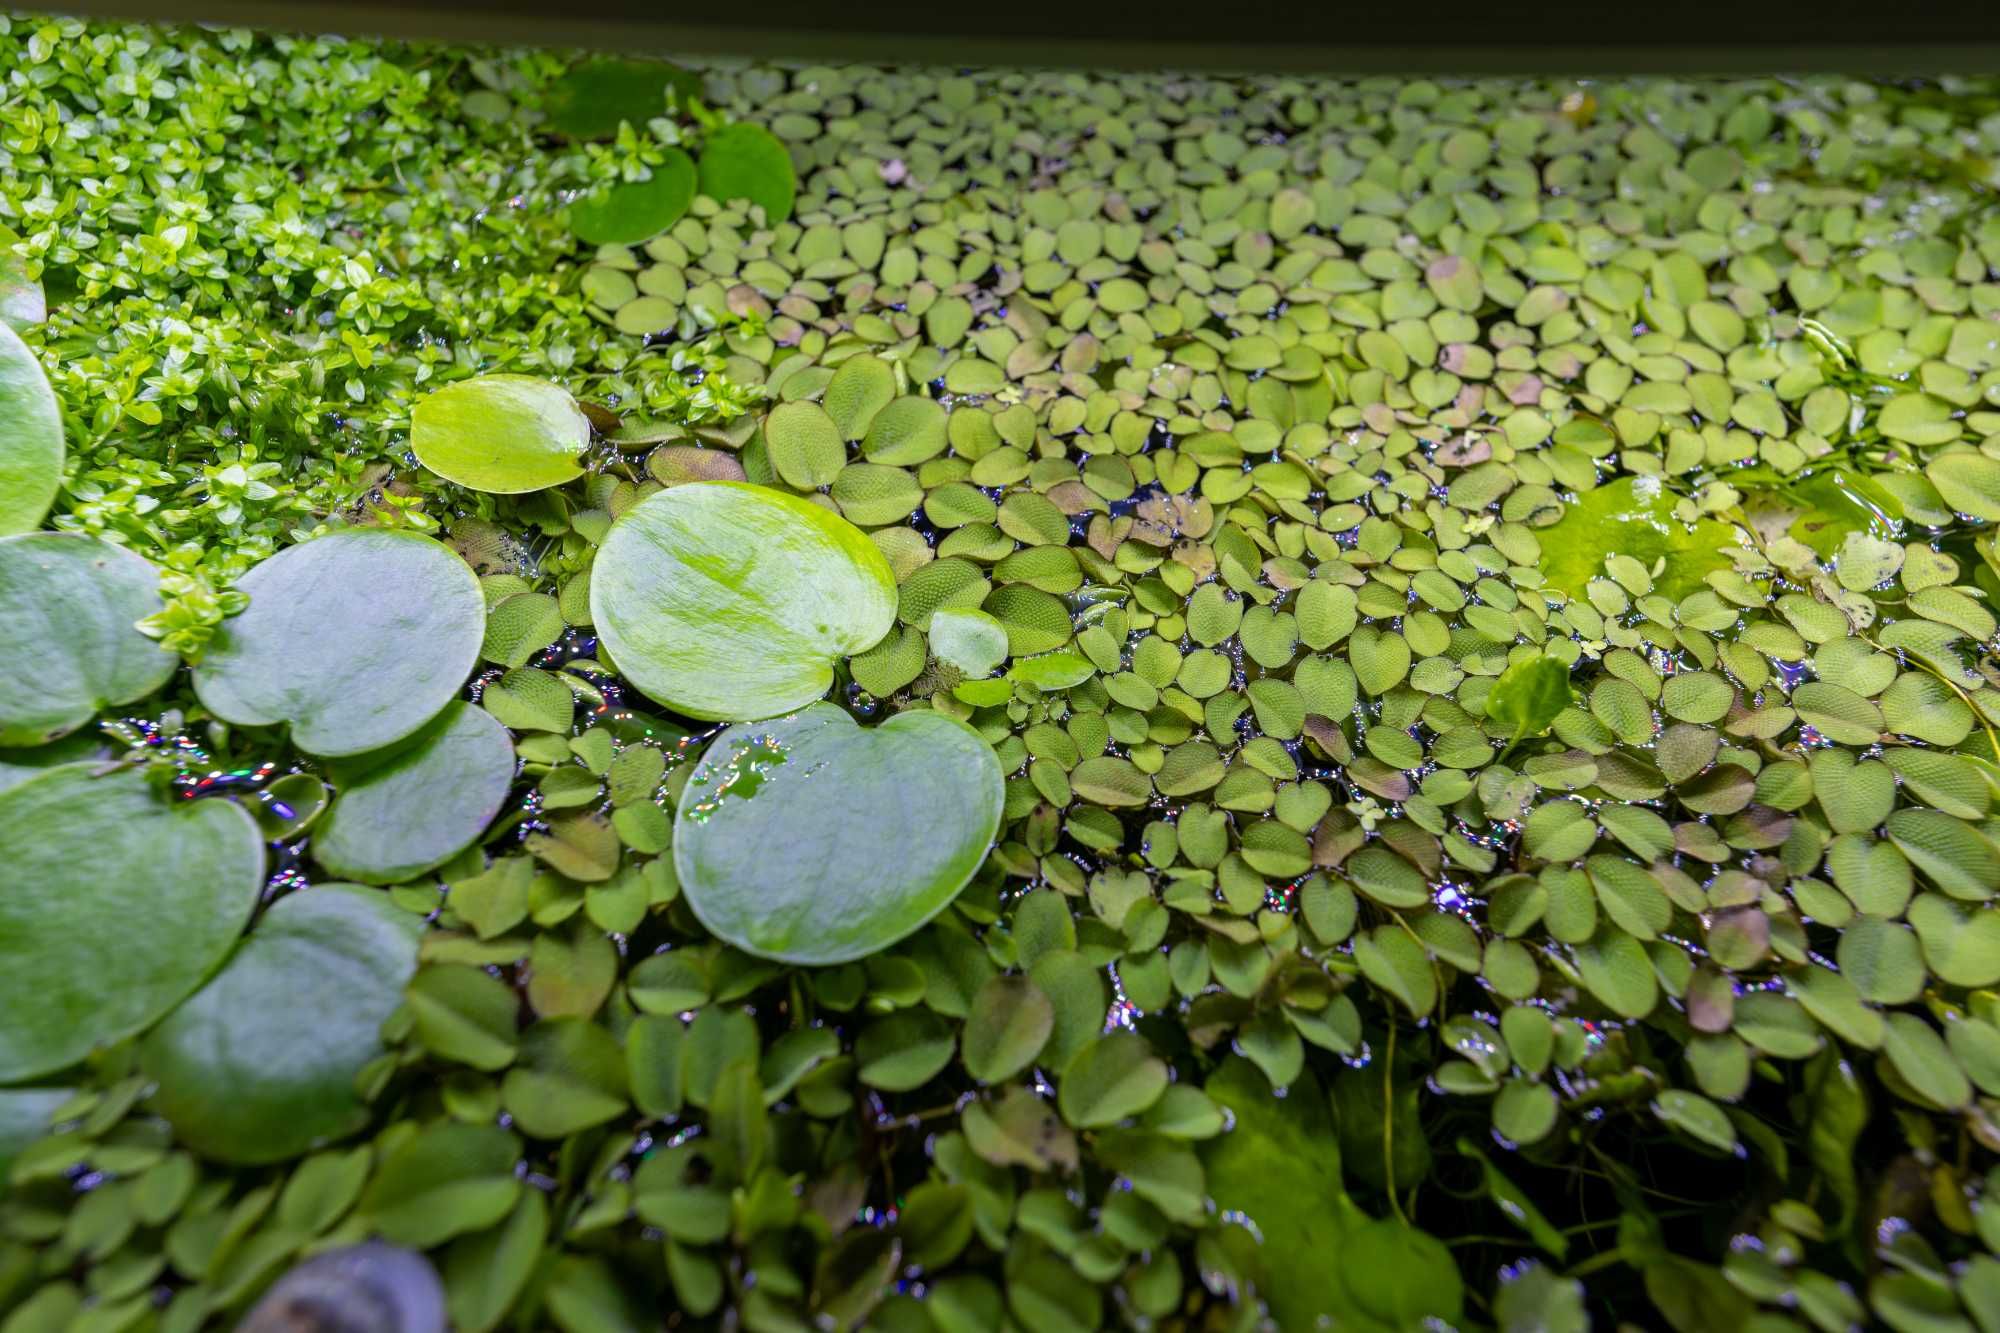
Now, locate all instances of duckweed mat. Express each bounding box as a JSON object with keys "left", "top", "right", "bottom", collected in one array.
[{"left": 6, "top": 17, "right": 2000, "bottom": 1331}]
